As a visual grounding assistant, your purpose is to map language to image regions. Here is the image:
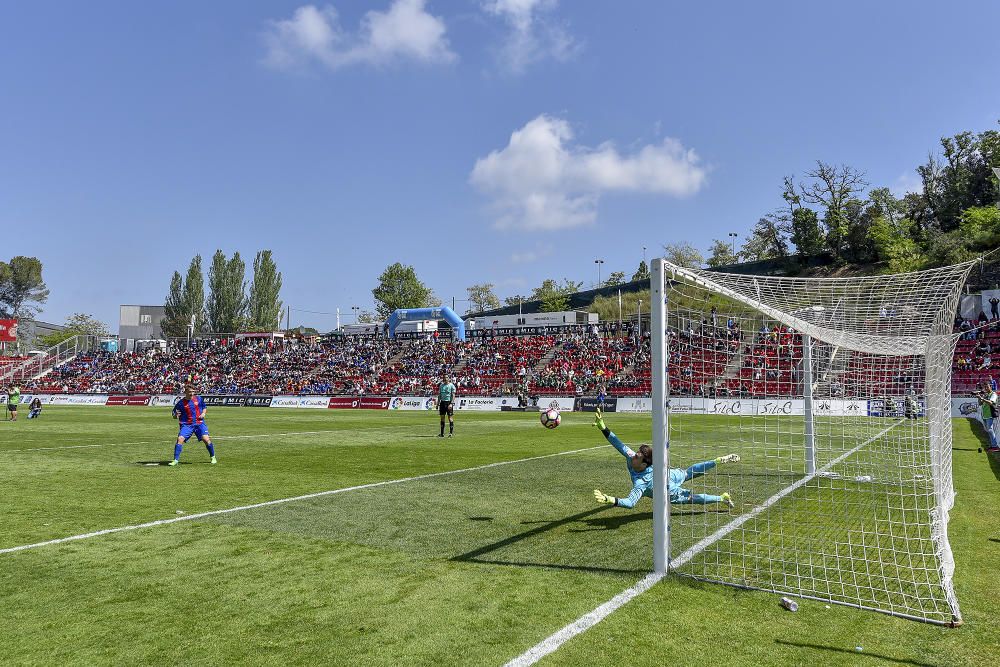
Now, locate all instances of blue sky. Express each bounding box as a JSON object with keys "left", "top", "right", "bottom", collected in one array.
[{"left": 2, "top": 0, "right": 998, "bottom": 332}]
